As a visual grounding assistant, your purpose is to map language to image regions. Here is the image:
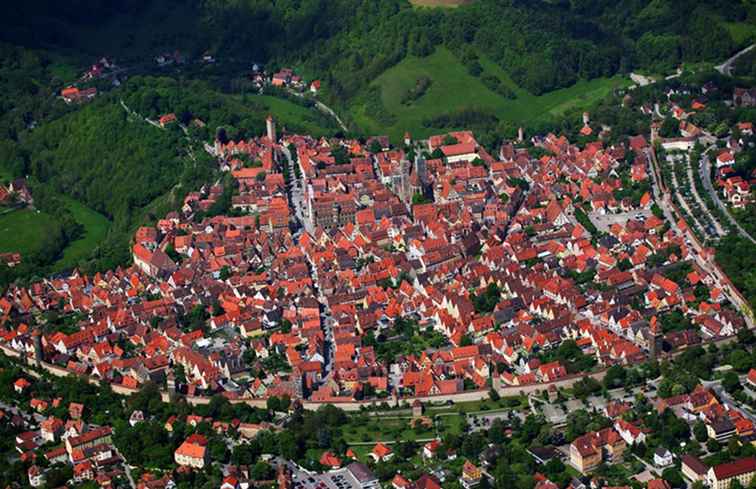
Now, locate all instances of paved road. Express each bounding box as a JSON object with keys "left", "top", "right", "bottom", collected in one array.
[
  {"left": 114, "top": 447, "right": 137, "bottom": 489},
  {"left": 280, "top": 145, "right": 308, "bottom": 232},
  {"left": 716, "top": 44, "right": 756, "bottom": 76},
  {"left": 645, "top": 148, "right": 679, "bottom": 232},
  {"left": 281, "top": 147, "right": 336, "bottom": 381},
  {"left": 699, "top": 150, "right": 756, "bottom": 245},
  {"left": 703, "top": 378, "right": 756, "bottom": 424},
  {"left": 647, "top": 147, "right": 754, "bottom": 327},
  {"left": 287, "top": 89, "right": 348, "bottom": 133}
]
